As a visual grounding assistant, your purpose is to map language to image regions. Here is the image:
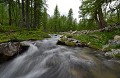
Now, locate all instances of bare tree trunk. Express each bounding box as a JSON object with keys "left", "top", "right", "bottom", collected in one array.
[
  {"left": 98, "top": 7, "right": 107, "bottom": 28},
  {"left": 20, "top": 0, "right": 25, "bottom": 32},
  {"left": 8, "top": 0, "right": 12, "bottom": 26},
  {"left": 117, "top": 9, "right": 120, "bottom": 22},
  {"left": 33, "top": 0, "right": 37, "bottom": 28},
  {"left": 94, "top": 8, "right": 107, "bottom": 29},
  {"left": 26, "top": 0, "right": 30, "bottom": 30},
  {"left": 30, "top": 0, "right": 33, "bottom": 27},
  {"left": 17, "top": 0, "right": 21, "bottom": 26},
  {"left": 22, "top": 0, "right": 25, "bottom": 23}
]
